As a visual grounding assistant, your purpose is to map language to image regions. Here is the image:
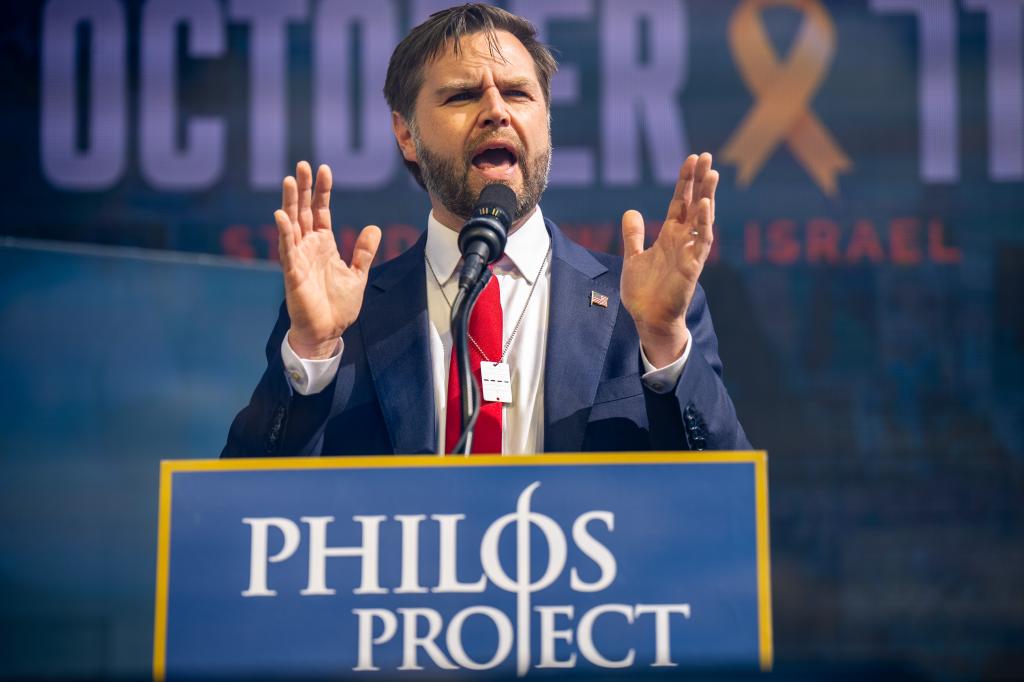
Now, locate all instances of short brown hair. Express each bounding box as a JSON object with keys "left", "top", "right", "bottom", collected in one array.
[{"left": 384, "top": 4, "right": 558, "bottom": 187}]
